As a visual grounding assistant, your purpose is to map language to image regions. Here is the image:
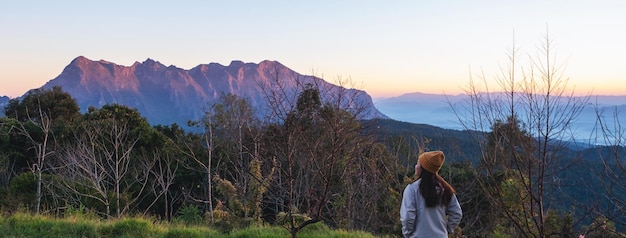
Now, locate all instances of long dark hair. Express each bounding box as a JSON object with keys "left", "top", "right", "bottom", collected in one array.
[{"left": 418, "top": 169, "right": 456, "bottom": 207}]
